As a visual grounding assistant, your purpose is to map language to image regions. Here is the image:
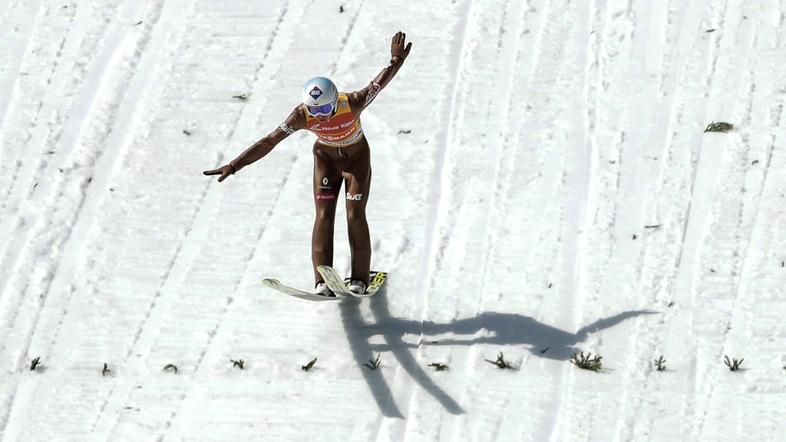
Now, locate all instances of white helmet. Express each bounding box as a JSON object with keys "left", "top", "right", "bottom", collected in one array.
[{"left": 303, "top": 76, "right": 338, "bottom": 116}]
